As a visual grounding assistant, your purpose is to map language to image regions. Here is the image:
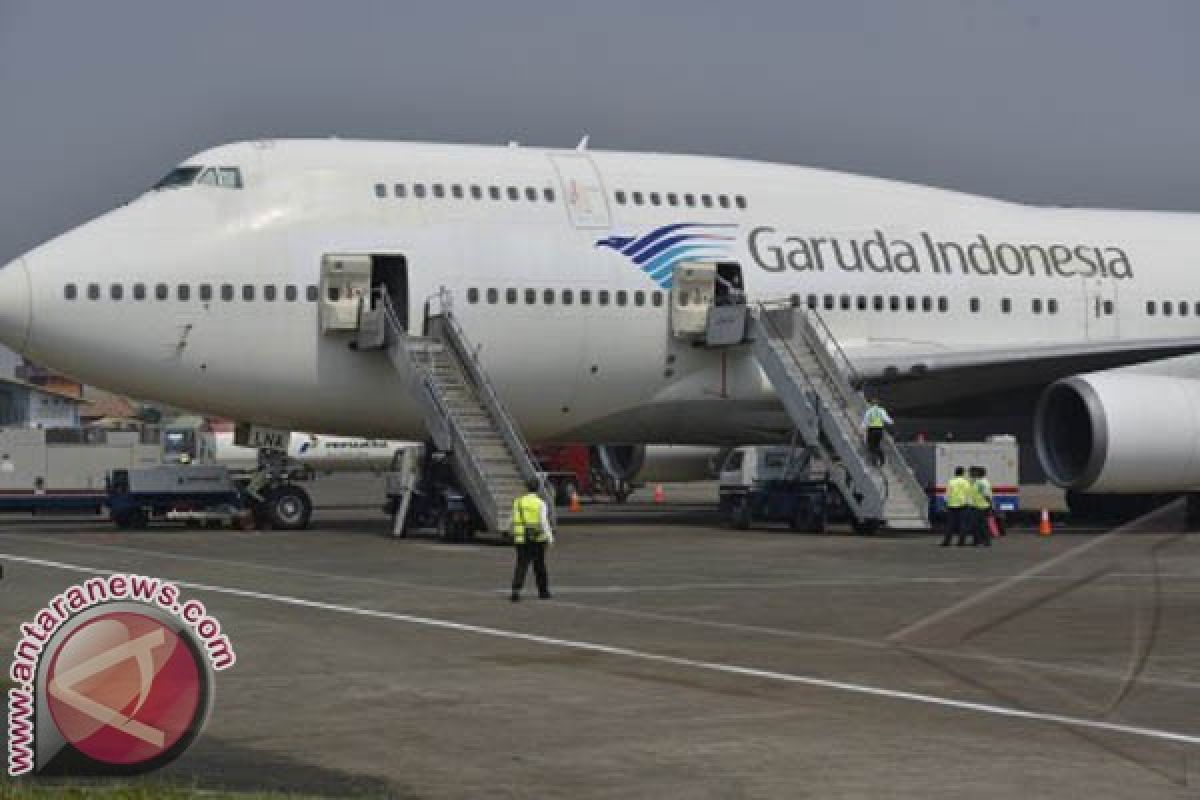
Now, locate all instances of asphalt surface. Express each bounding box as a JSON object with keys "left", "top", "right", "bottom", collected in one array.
[{"left": 0, "top": 477, "right": 1197, "bottom": 798}]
